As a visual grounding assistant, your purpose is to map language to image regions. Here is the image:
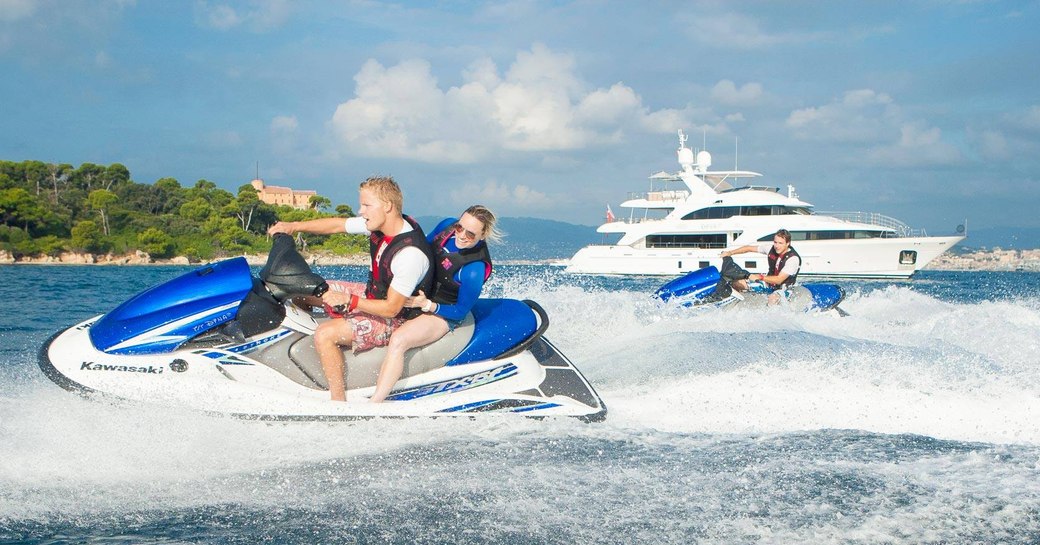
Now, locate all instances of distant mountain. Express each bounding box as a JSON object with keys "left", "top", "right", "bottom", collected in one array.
[{"left": 416, "top": 216, "right": 600, "bottom": 261}]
